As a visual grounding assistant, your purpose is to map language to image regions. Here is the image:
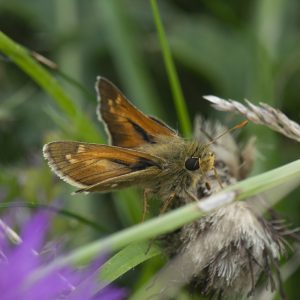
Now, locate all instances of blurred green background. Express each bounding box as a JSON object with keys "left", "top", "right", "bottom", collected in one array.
[{"left": 0, "top": 0, "right": 300, "bottom": 298}]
